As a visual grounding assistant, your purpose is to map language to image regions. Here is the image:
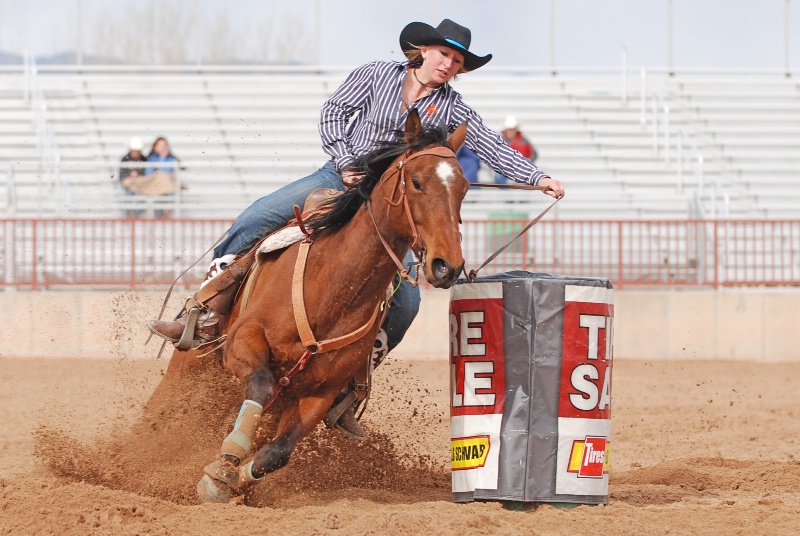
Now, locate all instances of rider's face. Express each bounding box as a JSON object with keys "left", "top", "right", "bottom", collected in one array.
[{"left": 420, "top": 45, "right": 464, "bottom": 84}]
